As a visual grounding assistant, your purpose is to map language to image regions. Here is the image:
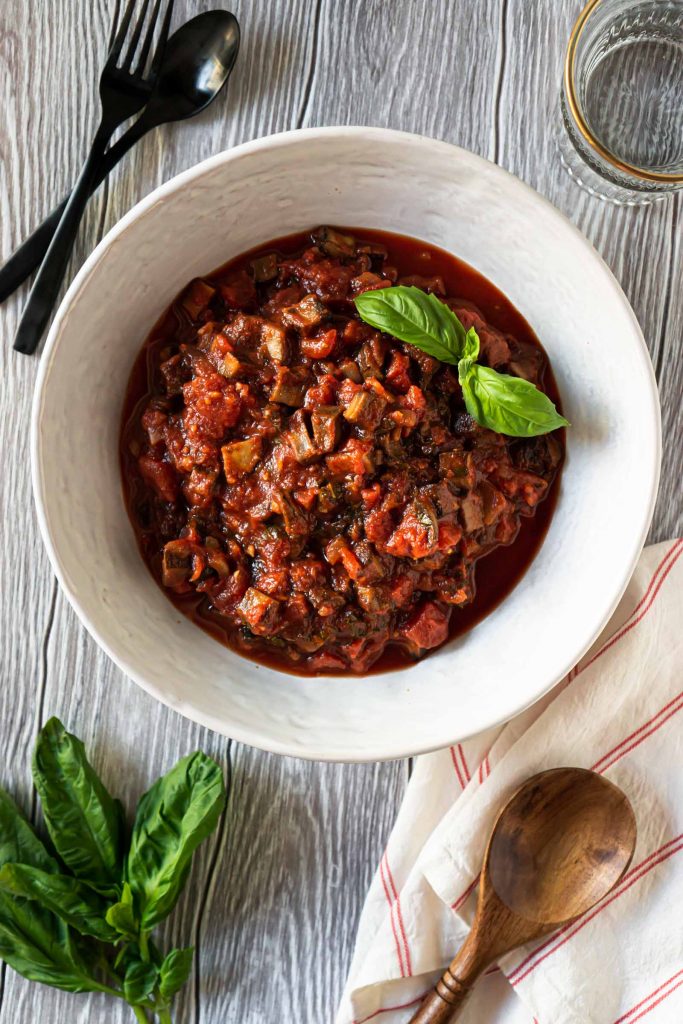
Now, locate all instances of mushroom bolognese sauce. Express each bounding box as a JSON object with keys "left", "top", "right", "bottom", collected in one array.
[{"left": 120, "top": 227, "right": 564, "bottom": 674}]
